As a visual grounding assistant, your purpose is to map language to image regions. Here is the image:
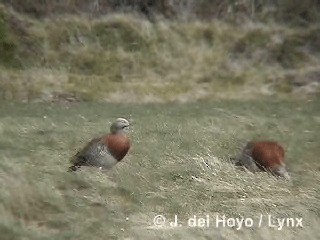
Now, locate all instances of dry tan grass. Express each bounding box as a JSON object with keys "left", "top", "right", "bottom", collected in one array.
[
  {"left": 0, "top": 4, "right": 319, "bottom": 102},
  {"left": 0, "top": 100, "right": 319, "bottom": 239}
]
